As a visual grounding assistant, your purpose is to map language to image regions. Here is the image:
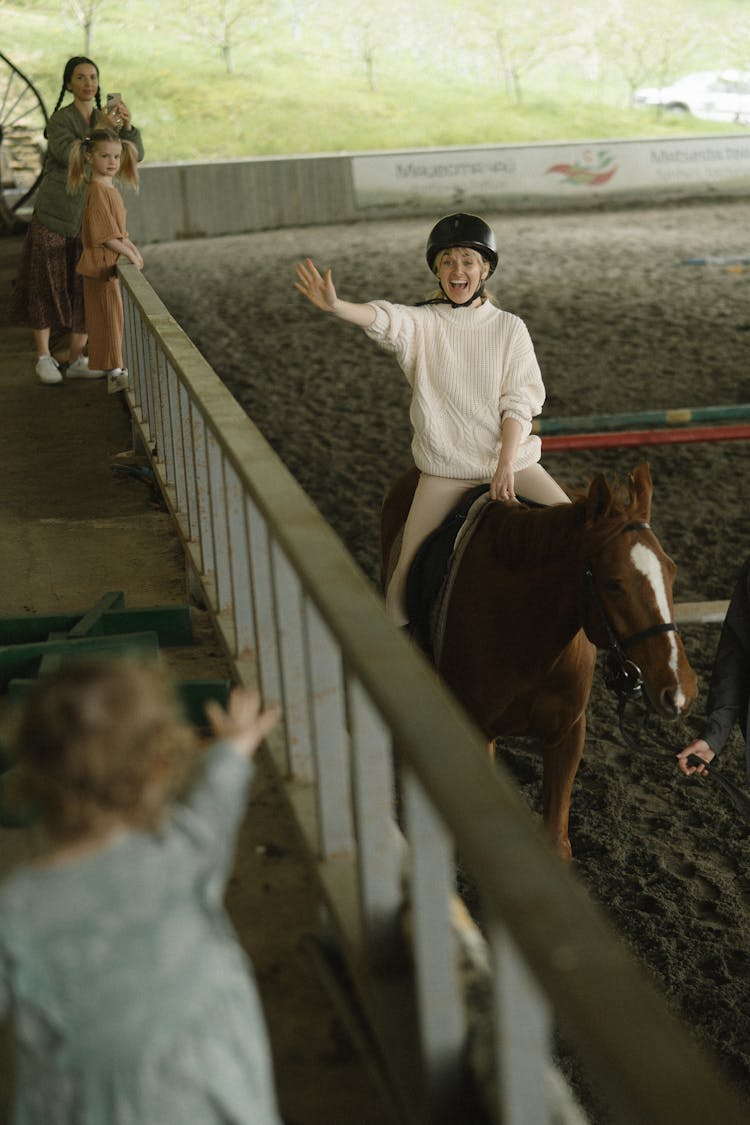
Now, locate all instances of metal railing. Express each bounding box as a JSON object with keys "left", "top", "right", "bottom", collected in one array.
[{"left": 120, "top": 261, "right": 748, "bottom": 1125}]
